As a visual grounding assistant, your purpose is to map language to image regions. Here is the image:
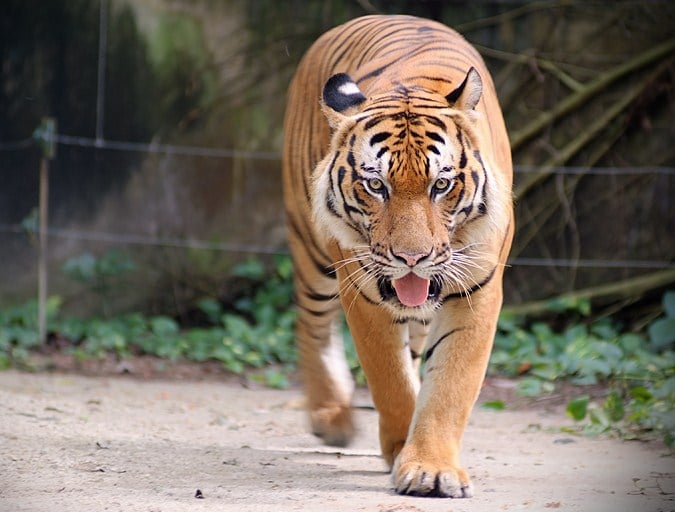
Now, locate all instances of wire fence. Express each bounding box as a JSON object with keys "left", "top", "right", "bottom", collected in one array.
[
  {"left": 1, "top": 132, "right": 674, "bottom": 271},
  {"left": 4, "top": 132, "right": 675, "bottom": 174}
]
